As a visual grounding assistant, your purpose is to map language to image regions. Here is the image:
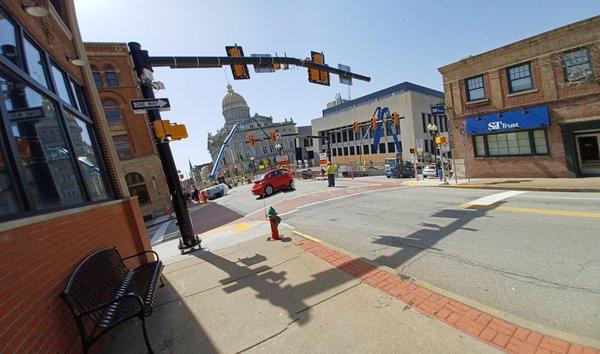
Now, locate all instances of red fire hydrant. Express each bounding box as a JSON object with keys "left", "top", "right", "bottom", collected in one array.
[{"left": 267, "top": 206, "right": 281, "bottom": 241}]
